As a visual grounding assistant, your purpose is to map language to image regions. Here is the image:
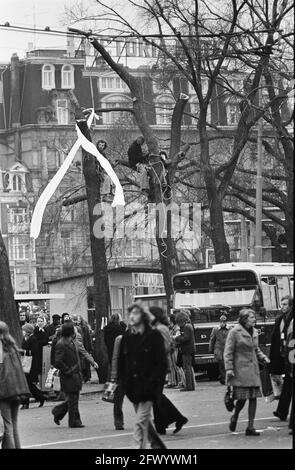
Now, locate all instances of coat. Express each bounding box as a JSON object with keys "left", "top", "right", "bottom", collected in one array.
[
  {"left": 174, "top": 322, "right": 196, "bottom": 356},
  {"left": 154, "top": 322, "right": 172, "bottom": 372},
  {"left": 54, "top": 338, "right": 83, "bottom": 393},
  {"left": 269, "top": 313, "right": 287, "bottom": 374},
  {"left": 103, "top": 321, "right": 126, "bottom": 362},
  {"left": 33, "top": 326, "right": 50, "bottom": 374},
  {"left": 224, "top": 324, "right": 267, "bottom": 387},
  {"left": 118, "top": 327, "right": 167, "bottom": 404},
  {"left": 21, "top": 335, "right": 39, "bottom": 382},
  {"left": 209, "top": 326, "right": 231, "bottom": 362},
  {"left": 0, "top": 344, "right": 30, "bottom": 401}
]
